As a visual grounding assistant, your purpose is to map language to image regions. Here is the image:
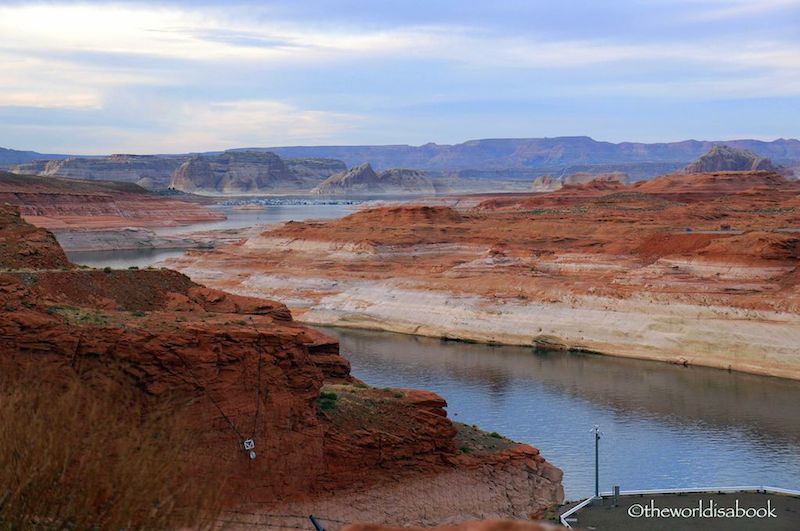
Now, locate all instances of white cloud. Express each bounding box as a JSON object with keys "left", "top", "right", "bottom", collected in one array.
[
  {"left": 21, "top": 99, "right": 364, "bottom": 154},
  {"left": 162, "top": 99, "right": 364, "bottom": 151},
  {"left": 0, "top": 2, "right": 798, "bottom": 151}
]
